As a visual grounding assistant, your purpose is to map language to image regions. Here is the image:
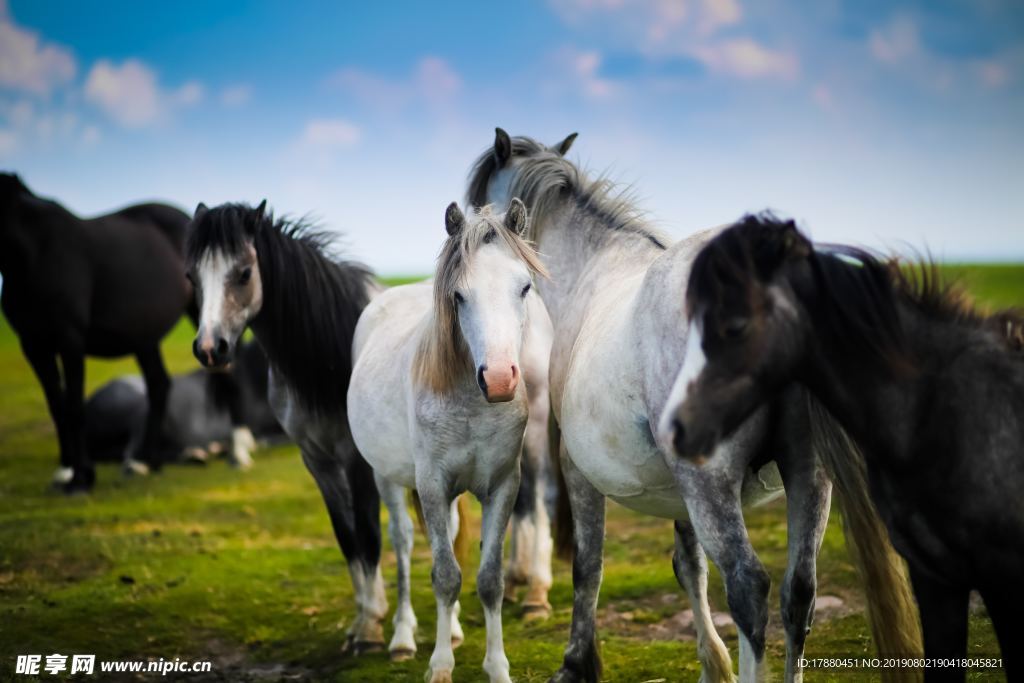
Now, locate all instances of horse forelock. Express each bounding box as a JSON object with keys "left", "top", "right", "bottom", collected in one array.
[{"left": 414, "top": 206, "right": 547, "bottom": 395}]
